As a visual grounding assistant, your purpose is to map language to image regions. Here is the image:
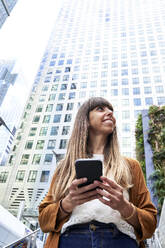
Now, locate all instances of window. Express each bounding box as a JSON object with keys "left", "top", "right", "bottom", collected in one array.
[
  {"left": 65, "top": 67, "right": 71, "bottom": 72},
  {"left": 20, "top": 154, "right": 30, "bottom": 165},
  {"left": 111, "top": 62, "right": 118, "bottom": 68},
  {"left": 111, "top": 79, "right": 118, "bottom": 86},
  {"left": 46, "top": 104, "right": 53, "bottom": 112},
  {"left": 154, "top": 76, "right": 162, "bottom": 83},
  {"left": 62, "top": 126, "right": 70, "bottom": 135},
  {"left": 49, "top": 61, "right": 55, "bottom": 66},
  {"left": 132, "top": 78, "right": 139, "bottom": 84},
  {"left": 79, "top": 91, "right": 86, "bottom": 98},
  {"left": 51, "top": 85, "right": 58, "bottom": 91},
  {"left": 64, "top": 114, "right": 72, "bottom": 122},
  {"left": 25, "top": 141, "right": 33, "bottom": 149},
  {"left": 122, "top": 137, "right": 131, "bottom": 148},
  {"left": 32, "top": 115, "right": 40, "bottom": 123},
  {"left": 67, "top": 103, "right": 74, "bottom": 110},
  {"left": 69, "top": 92, "right": 75, "bottom": 99},
  {"left": 101, "top": 71, "right": 107, "bottom": 78},
  {"left": 0, "top": 172, "right": 9, "bottom": 183},
  {"left": 40, "top": 171, "right": 50, "bottom": 182},
  {"left": 58, "top": 93, "right": 65, "bottom": 100},
  {"left": 50, "top": 126, "right": 59, "bottom": 135},
  {"left": 44, "top": 154, "right": 53, "bottom": 164},
  {"left": 36, "top": 140, "right": 45, "bottom": 149},
  {"left": 112, "top": 70, "right": 118, "bottom": 77},
  {"left": 133, "top": 87, "right": 140, "bottom": 95},
  {"left": 59, "top": 139, "right": 67, "bottom": 149},
  {"left": 111, "top": 89, "right": 118, "bottom": 96},
  {"left": 144, "top": 87, "right": 152, "bottom": 94},
  {"left": 72, "top": 74, "right": 79, "bottom": 80},
  {"left": 134, "top": 98, "right": 141, "bottom": 106},
  {"left": 155, "top": 86, "right": 164, "bottom": 94},
  {"left": 142, "top": 67, "right": 149, "bottom": 74},
  {"left": 122, "top": 123, "right": 130, "bottom": 132},
  {"left": 39, "top": 127, "right": 48, "bottom": 136},
  {"left": 61, "top": 84, "right": 67, "bottom": 90},
  {"left": 132, "top": 68, "right": 138, "bottom": 74},
  {"left": 47, "top": 140, "right": 56, "bottom": 149},
  {"left": 29, "top": 127, "right": 37, "bottom": 136},
  {"left": 32, "top": 154, "right": 41, "bottom": 165},
  {"left": 90, "top": 81, "right": 97, "bottom": 88},
  {"left": 43, "top": 115, "right": 51, "bottom": 123},
  {"left": 80, "top": 82, "right": 87, "bottom": 88},
  {"left": 157, "top": 97, "right": 165, "bottom": 105},
  {"left": 121, "top": 69, "right": 128, "bottom": 76},
  {"left": 67, "top": 59, "right": 72, "bottom": 64},
  {"left": 35, "top": 105, "right": 43, "bottom": 112},
  {"left": 143, "top": 77, "right": 151, "bottom": 84},
  {"left": 122, "top": 78, "right": 128, "bottom": 85},
  {"left": 71, "top": 83, "right": 77, "bottom": 89},
  {"left": 53, "top": 114, "right": 61, "bottom": 123},
  {"left": 122, "top": 88, "right": 129, "bottom": 95},
  {"left": 145, "top": 97, "right": 153, "bottom": 105},
  {"left": 27, "top": 170, "right": 37, "bottom": 182},
  {"left": 16, "top": 170, "right": 25, "bottom": 182},
  {"left": 122, "top": 99, "right": 129, "bottom": 106},
  {"left": 63, "top": 75, "right": 69, "bottom": 81},
  {"left": 56, "top": 104, "right": 63, "bottom": 111},
  {"left": 101, "top": 80, "right": 107, "bottom": 87},
  {"left": 58, "top": 60, "right": 64, "bottom": 65},
  {"left": 49, "top": 94, "right": 56, "bottom": 100},
  {"left": 44, "top": 76, "right": 51, "bottom": 83},
  {"left": 122, "top": 111, "right": 130, "bottom": 119}
]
